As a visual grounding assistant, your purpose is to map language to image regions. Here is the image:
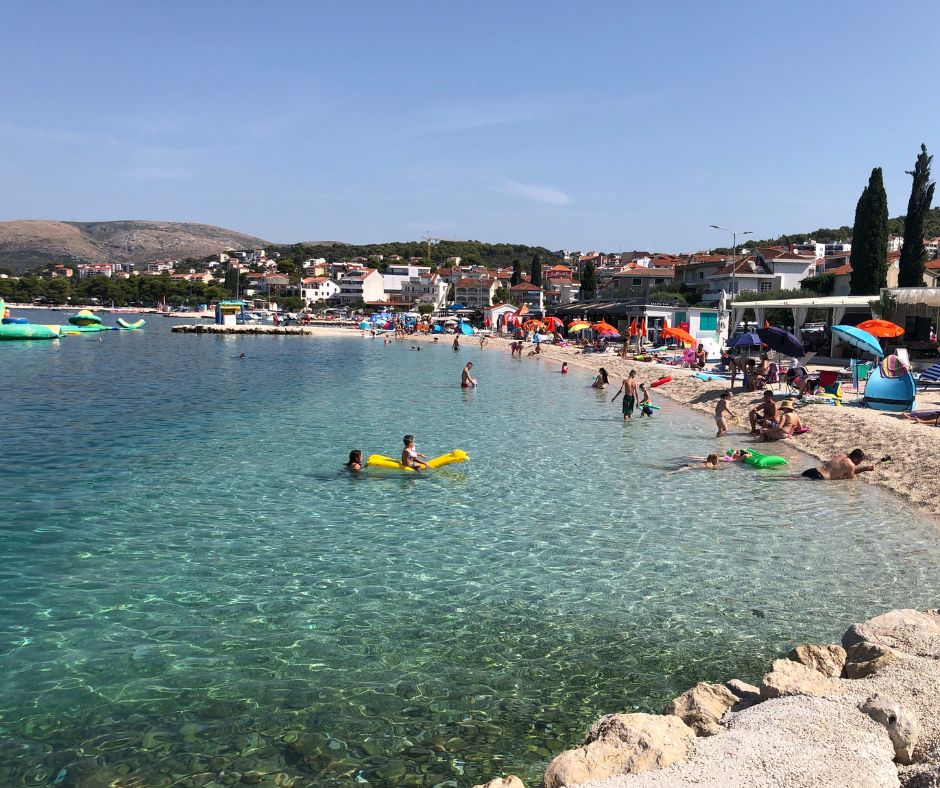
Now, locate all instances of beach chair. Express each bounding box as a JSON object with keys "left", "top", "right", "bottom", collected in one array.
[{"left": 916, "top": 360, "right": 940, "bottom": 390}]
